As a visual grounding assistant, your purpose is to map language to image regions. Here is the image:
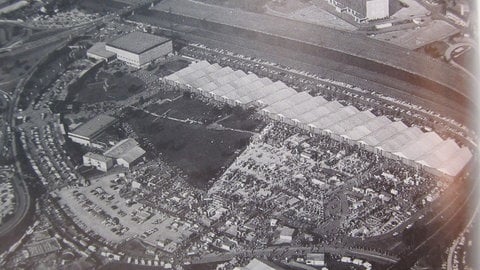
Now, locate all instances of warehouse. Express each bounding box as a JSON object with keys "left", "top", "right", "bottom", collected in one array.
[
  {"left": 68, "top": 115, "right": 116, "bottom": 147},
  {"left": 330, "top": 0, "right": 390, "bottom": 22},
  {"left": 104, "top": 138, "right": 146, "bottom": 169},
  {"left": 106, "top": 32, "right": 172, "bottom": 68},
  {"left": 86, "top": 42, "right": 116, "bottom": 62},
  {"left": 164, "top": 60, "right": 473, "bottom": 178},
  {"left": 83, "top": 152, "right": 114, "bottom": 172}
]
